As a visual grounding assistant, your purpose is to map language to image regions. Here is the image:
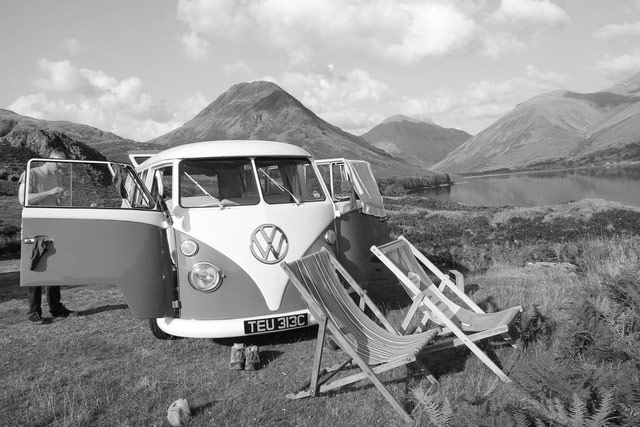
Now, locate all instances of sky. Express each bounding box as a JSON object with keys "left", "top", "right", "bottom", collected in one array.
[{"left": 1, "top": 0, "right": 640, "bottom": 142}]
